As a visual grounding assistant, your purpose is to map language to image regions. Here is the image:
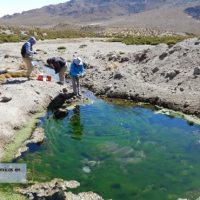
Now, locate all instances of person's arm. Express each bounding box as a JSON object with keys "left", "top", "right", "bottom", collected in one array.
[{"left": 79, "top": 65, "right": 85, "bottom": 76}]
